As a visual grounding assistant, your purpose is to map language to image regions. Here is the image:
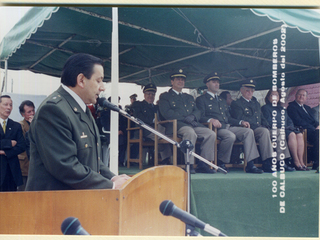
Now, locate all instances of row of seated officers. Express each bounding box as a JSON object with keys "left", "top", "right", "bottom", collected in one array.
[
  {"left": 1, "top": 53, "right": 318, "bottom": 192},
  {"left": 9, "top": 54, "right": 317, "bottom": 193},
  {"left": 128, "top": 70, "right": 319, "bottom": 174}
]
